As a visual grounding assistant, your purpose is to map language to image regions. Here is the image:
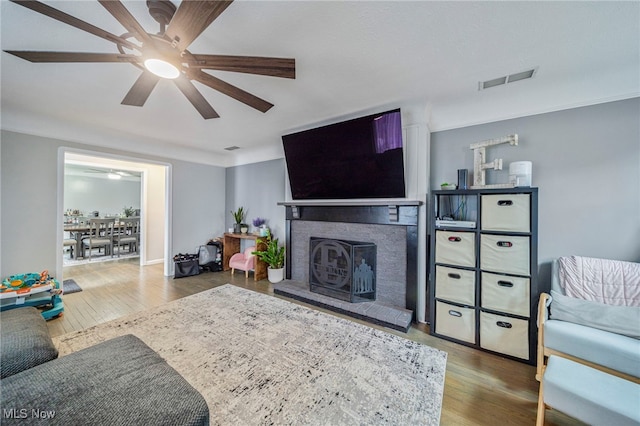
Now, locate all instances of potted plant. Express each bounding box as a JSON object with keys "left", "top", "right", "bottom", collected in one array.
[
  {"left": 122, "top": 206, "right": 136, "bottom": 217},
  {"left": 440, "top": 182, "right": 457, "bottom": 190},
  {"left": 252, "top": 217, "right": 268, "bottom": 236},
  {"left": 252, "top": 229, "right": 285, "bottom": 283},
  {"left": 230, "top": 207, "right": 246, "bottom": 234}
]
